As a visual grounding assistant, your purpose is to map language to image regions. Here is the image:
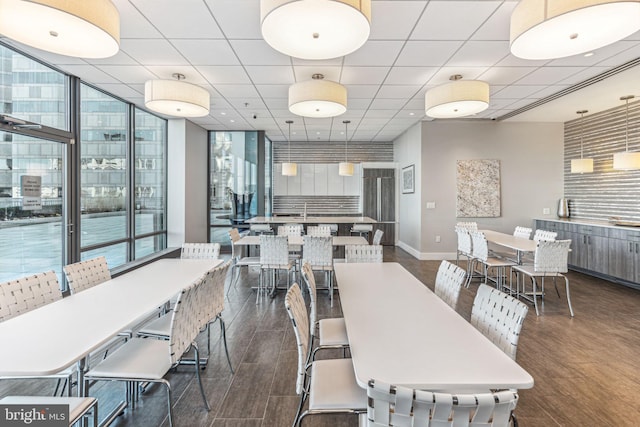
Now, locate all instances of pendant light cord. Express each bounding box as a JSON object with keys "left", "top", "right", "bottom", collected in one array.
[
  {"left": 625, "top": 98, "right": 630, "bottom": 152},
  {"left": 343, "top": 120, "right": 350, "bottom": 162},
  {"left": 286, "top": 120, "right": 293, "bottom": 162}
]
